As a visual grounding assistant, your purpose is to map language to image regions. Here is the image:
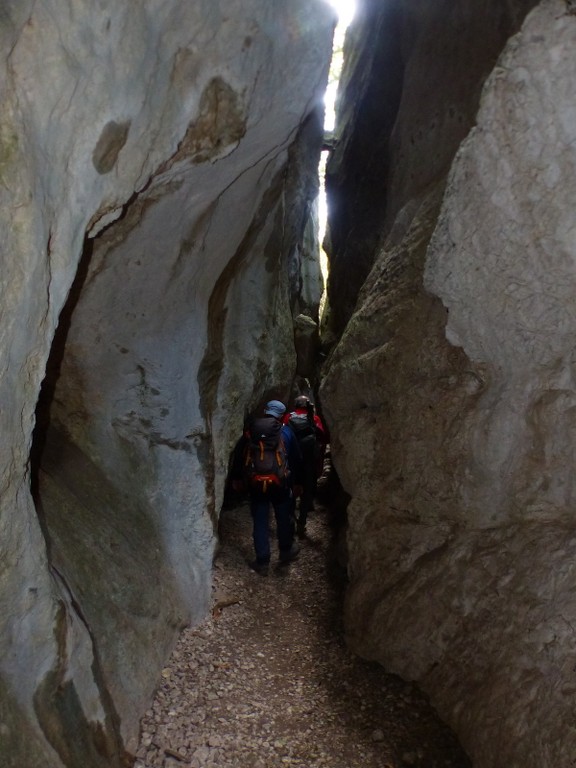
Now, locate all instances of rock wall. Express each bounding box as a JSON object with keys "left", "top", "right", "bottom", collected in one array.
[
  {"left": 0, "top": 2, "right": 333, "bottom": 765},
  {"left": 323, "top": 0, "right": 539, "bottom": 338},
  {"left": 322, "top": 0, "right": 576, "bottom": 765}
]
